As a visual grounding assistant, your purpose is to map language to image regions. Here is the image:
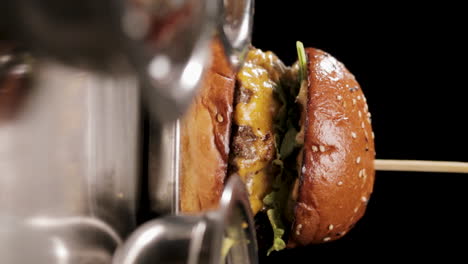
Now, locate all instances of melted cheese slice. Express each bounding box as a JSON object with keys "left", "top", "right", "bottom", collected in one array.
[{"left": 232, "top": 49, "right": 286, "bottom": 214}]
